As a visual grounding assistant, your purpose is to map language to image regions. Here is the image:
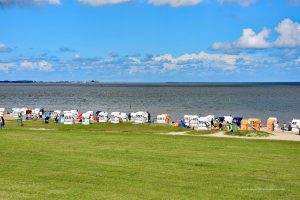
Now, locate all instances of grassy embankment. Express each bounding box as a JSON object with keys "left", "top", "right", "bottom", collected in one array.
[{"left": 0, "top": 120, "right": 300, "bottom": 199}]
